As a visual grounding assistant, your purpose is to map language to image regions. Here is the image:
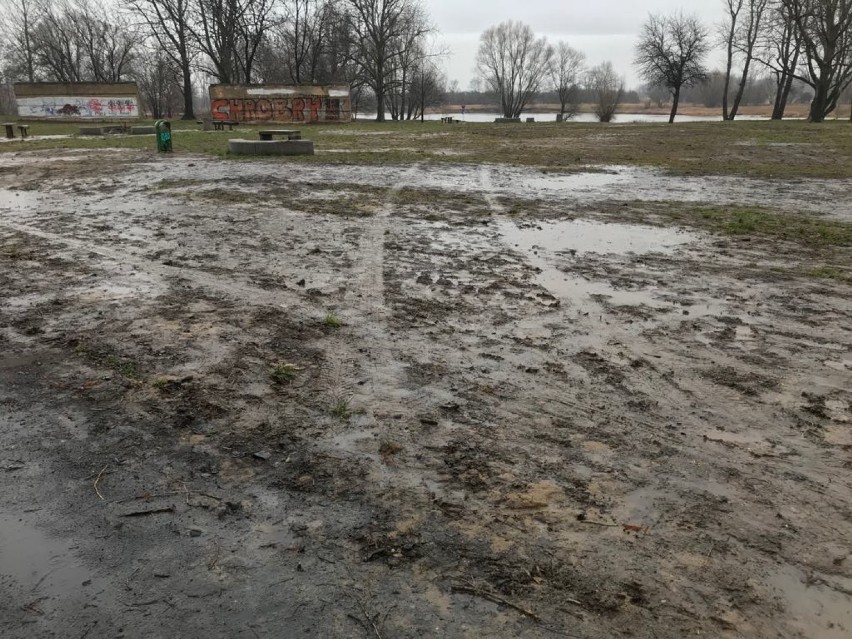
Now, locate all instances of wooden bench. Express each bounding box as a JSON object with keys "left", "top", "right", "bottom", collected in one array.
[
  {"left": 258, "top": 129, "right": 302, "bottom": 141},
  {"left": 212, "top": 120, "right": 238, "bottom": 131},
  {"left": 3, "top": 123, "right": 31, "bottom": 139}
]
